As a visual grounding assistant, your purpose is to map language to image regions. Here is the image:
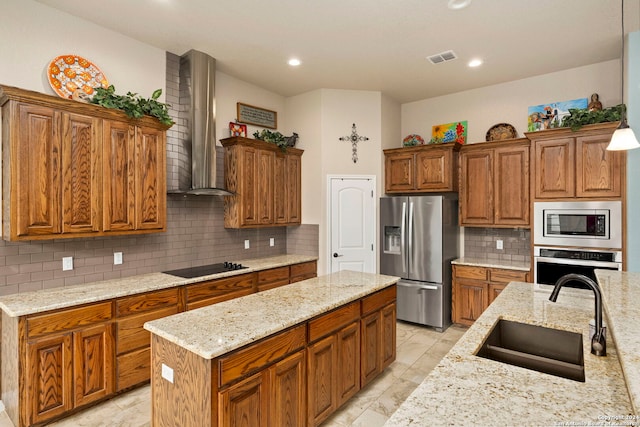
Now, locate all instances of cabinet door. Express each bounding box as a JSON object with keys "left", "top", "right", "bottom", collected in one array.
[
  {"left": 286, "top": 154, "right": 302, "bottom": 224},
  {"left": 274, "top": 153, "right": 287, "bottom": 224},
  {"left": 103, "top": 120, "right": 135, "bottom": 231},
  {"left": 453, "top": 279, "right": 487, "bottom": 326},
  {"left": 385, "top": 152, "right": 415, "bottom": 192},
  {"left": 380, "top": 303, "right": 396, "bottom": 370},
  {"left": 337, "top": 321, "right": 360, "bottom": 406},
  {"left": 27, "top": 334, "right": 73, "bottom": 425},
  {"left": 219, "top": 371, "right": 269, "bottom": 427},
  {"left": 416, "top": 147, "right": 453, "bottom": 191},
  {"left": 307, "top": 334, "right": 337, "bottom": 427},
  {"left": 494, "top": 145, "right": 529, "bottom": 226},
  {"left": 256, "top": 149, "right": 274, "bottom": 225},
  {"left": 488, "top": 283, "right": 506, "bottom": 305},
  {"left": 360, "top": 311, "right": 381, "bottom": 387},
  {"left": 240, "top": 147, "right": 258, "bottom": 226},
  {"left": 73, "top": 323, "right": 114, "bottom": 407},
  {"left": 575, "top": 134, "right": 622, "bottom": 198},
  {"left": 270, "top": 350, "right": 306, "bottom": 427},
  {"left": 460, "top": 150, "right": 493, "bottom": 225},
  {"left": 534, "top": 138, "right": 575, "bottom": 199},
  {"left": 134, "top": 125, "right": 166, "bottom": 230},
  {"left": 14, "top": 103, "right": 62, "bottom": 237}
]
